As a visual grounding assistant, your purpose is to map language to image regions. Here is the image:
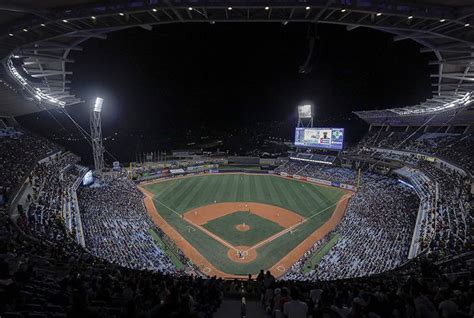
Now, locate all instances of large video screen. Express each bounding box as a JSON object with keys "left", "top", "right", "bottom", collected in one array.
[{"left": 295, "top": 127, "right": 344, "bottom": 150}]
